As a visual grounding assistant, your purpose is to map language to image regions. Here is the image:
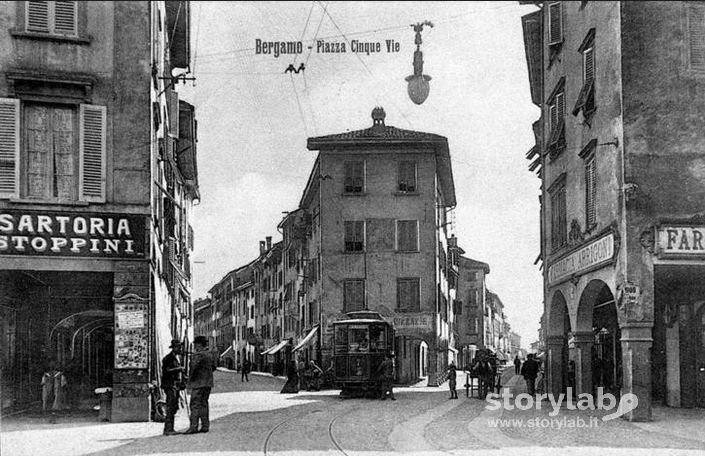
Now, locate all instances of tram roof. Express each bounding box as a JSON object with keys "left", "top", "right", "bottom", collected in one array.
[{"left": 332, "top": 318, "right": 391, "bottom": 325}]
